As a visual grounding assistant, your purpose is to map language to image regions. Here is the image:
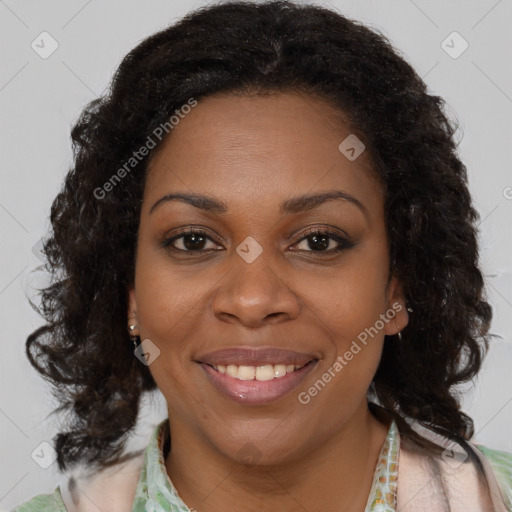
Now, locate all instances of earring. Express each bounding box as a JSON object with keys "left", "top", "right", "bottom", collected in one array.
[
  {"left": 128, "top": 314, "right": 140, "bottom": 349},
  {"left": 394, "top": 319, "right": 402, "bottom": 341}
]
